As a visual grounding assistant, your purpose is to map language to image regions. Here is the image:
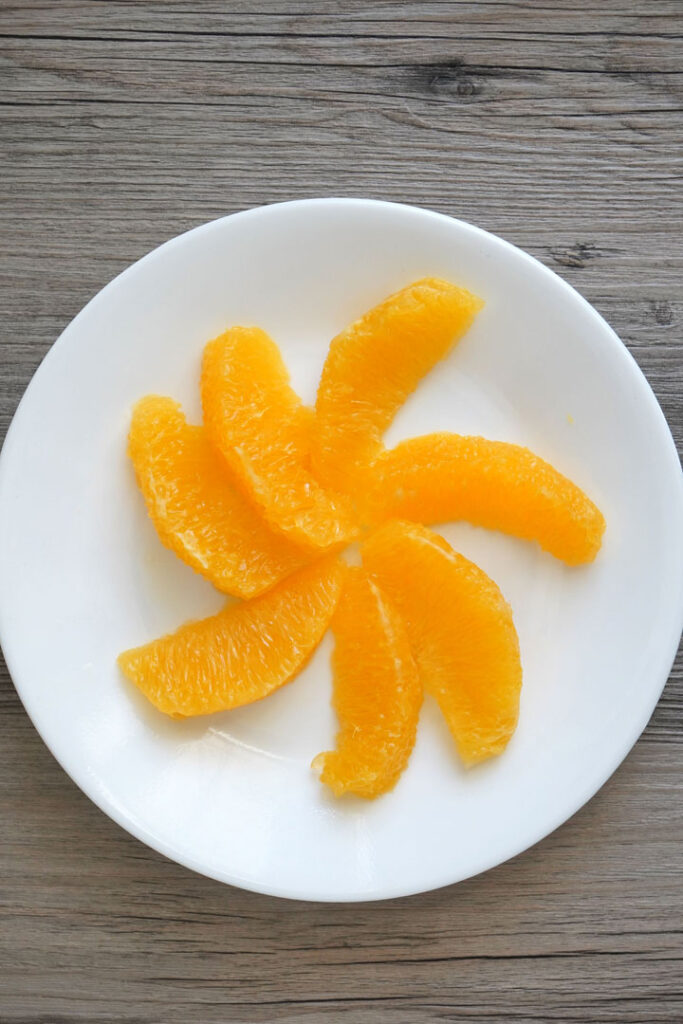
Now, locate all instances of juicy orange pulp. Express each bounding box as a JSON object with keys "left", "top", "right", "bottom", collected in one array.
[
  {"left": 201, "top": 327, "right": 358, "bottom": 549},
  {"left": 313, "top": 278, "right": 484, "bottom": 493},
  {"left": 128, "top": 396, "right": 311, "bottom": 598},
  {"left": 118, "top": 556, "right": 346, "bottom": 717},
  {"left": 121, "top": 275, "right": 604, "bottom": 793},
  {"left": 369, "top": 433, "right": 605, "bottom": 565},
  {"left": 313, "top": 566, "right": 422, "bottom": 798},
  {"left": 363, "top": 520, "right": 522, "bottom": 766}
]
